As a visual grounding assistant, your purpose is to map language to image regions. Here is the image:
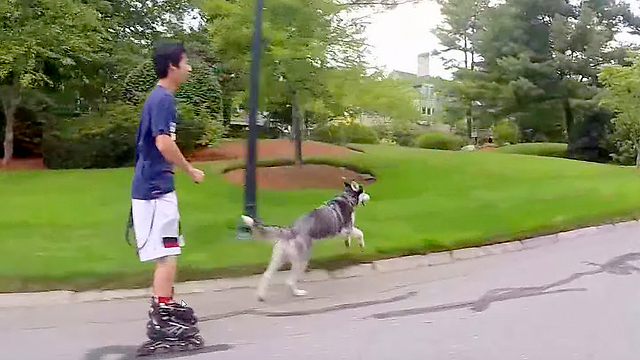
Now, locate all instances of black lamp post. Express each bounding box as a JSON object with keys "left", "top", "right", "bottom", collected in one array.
[{"left": 237, "top": 0, "right": 263, "bottom": 239}]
